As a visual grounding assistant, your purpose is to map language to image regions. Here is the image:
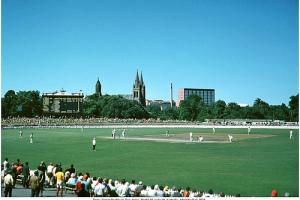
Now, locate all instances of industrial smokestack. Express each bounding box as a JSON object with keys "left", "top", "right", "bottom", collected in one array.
[{"left": 170, "top": 83, "right": 173, "bottom": 107}]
